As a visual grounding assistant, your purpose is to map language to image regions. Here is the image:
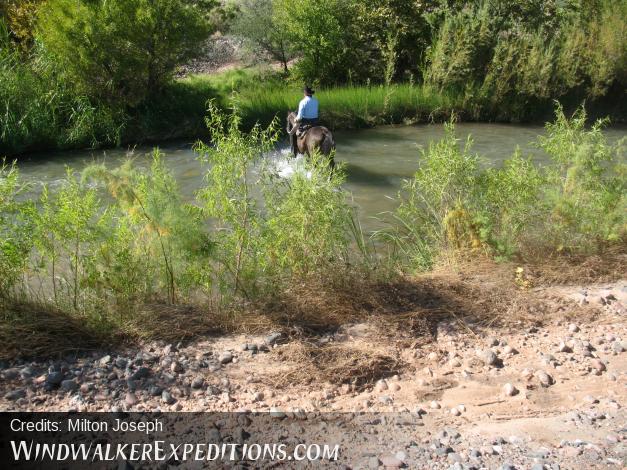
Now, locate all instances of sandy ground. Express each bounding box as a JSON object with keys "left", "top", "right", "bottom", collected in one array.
[{"left": 1, "top": 280, "right": 625, "bottom": 469}]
